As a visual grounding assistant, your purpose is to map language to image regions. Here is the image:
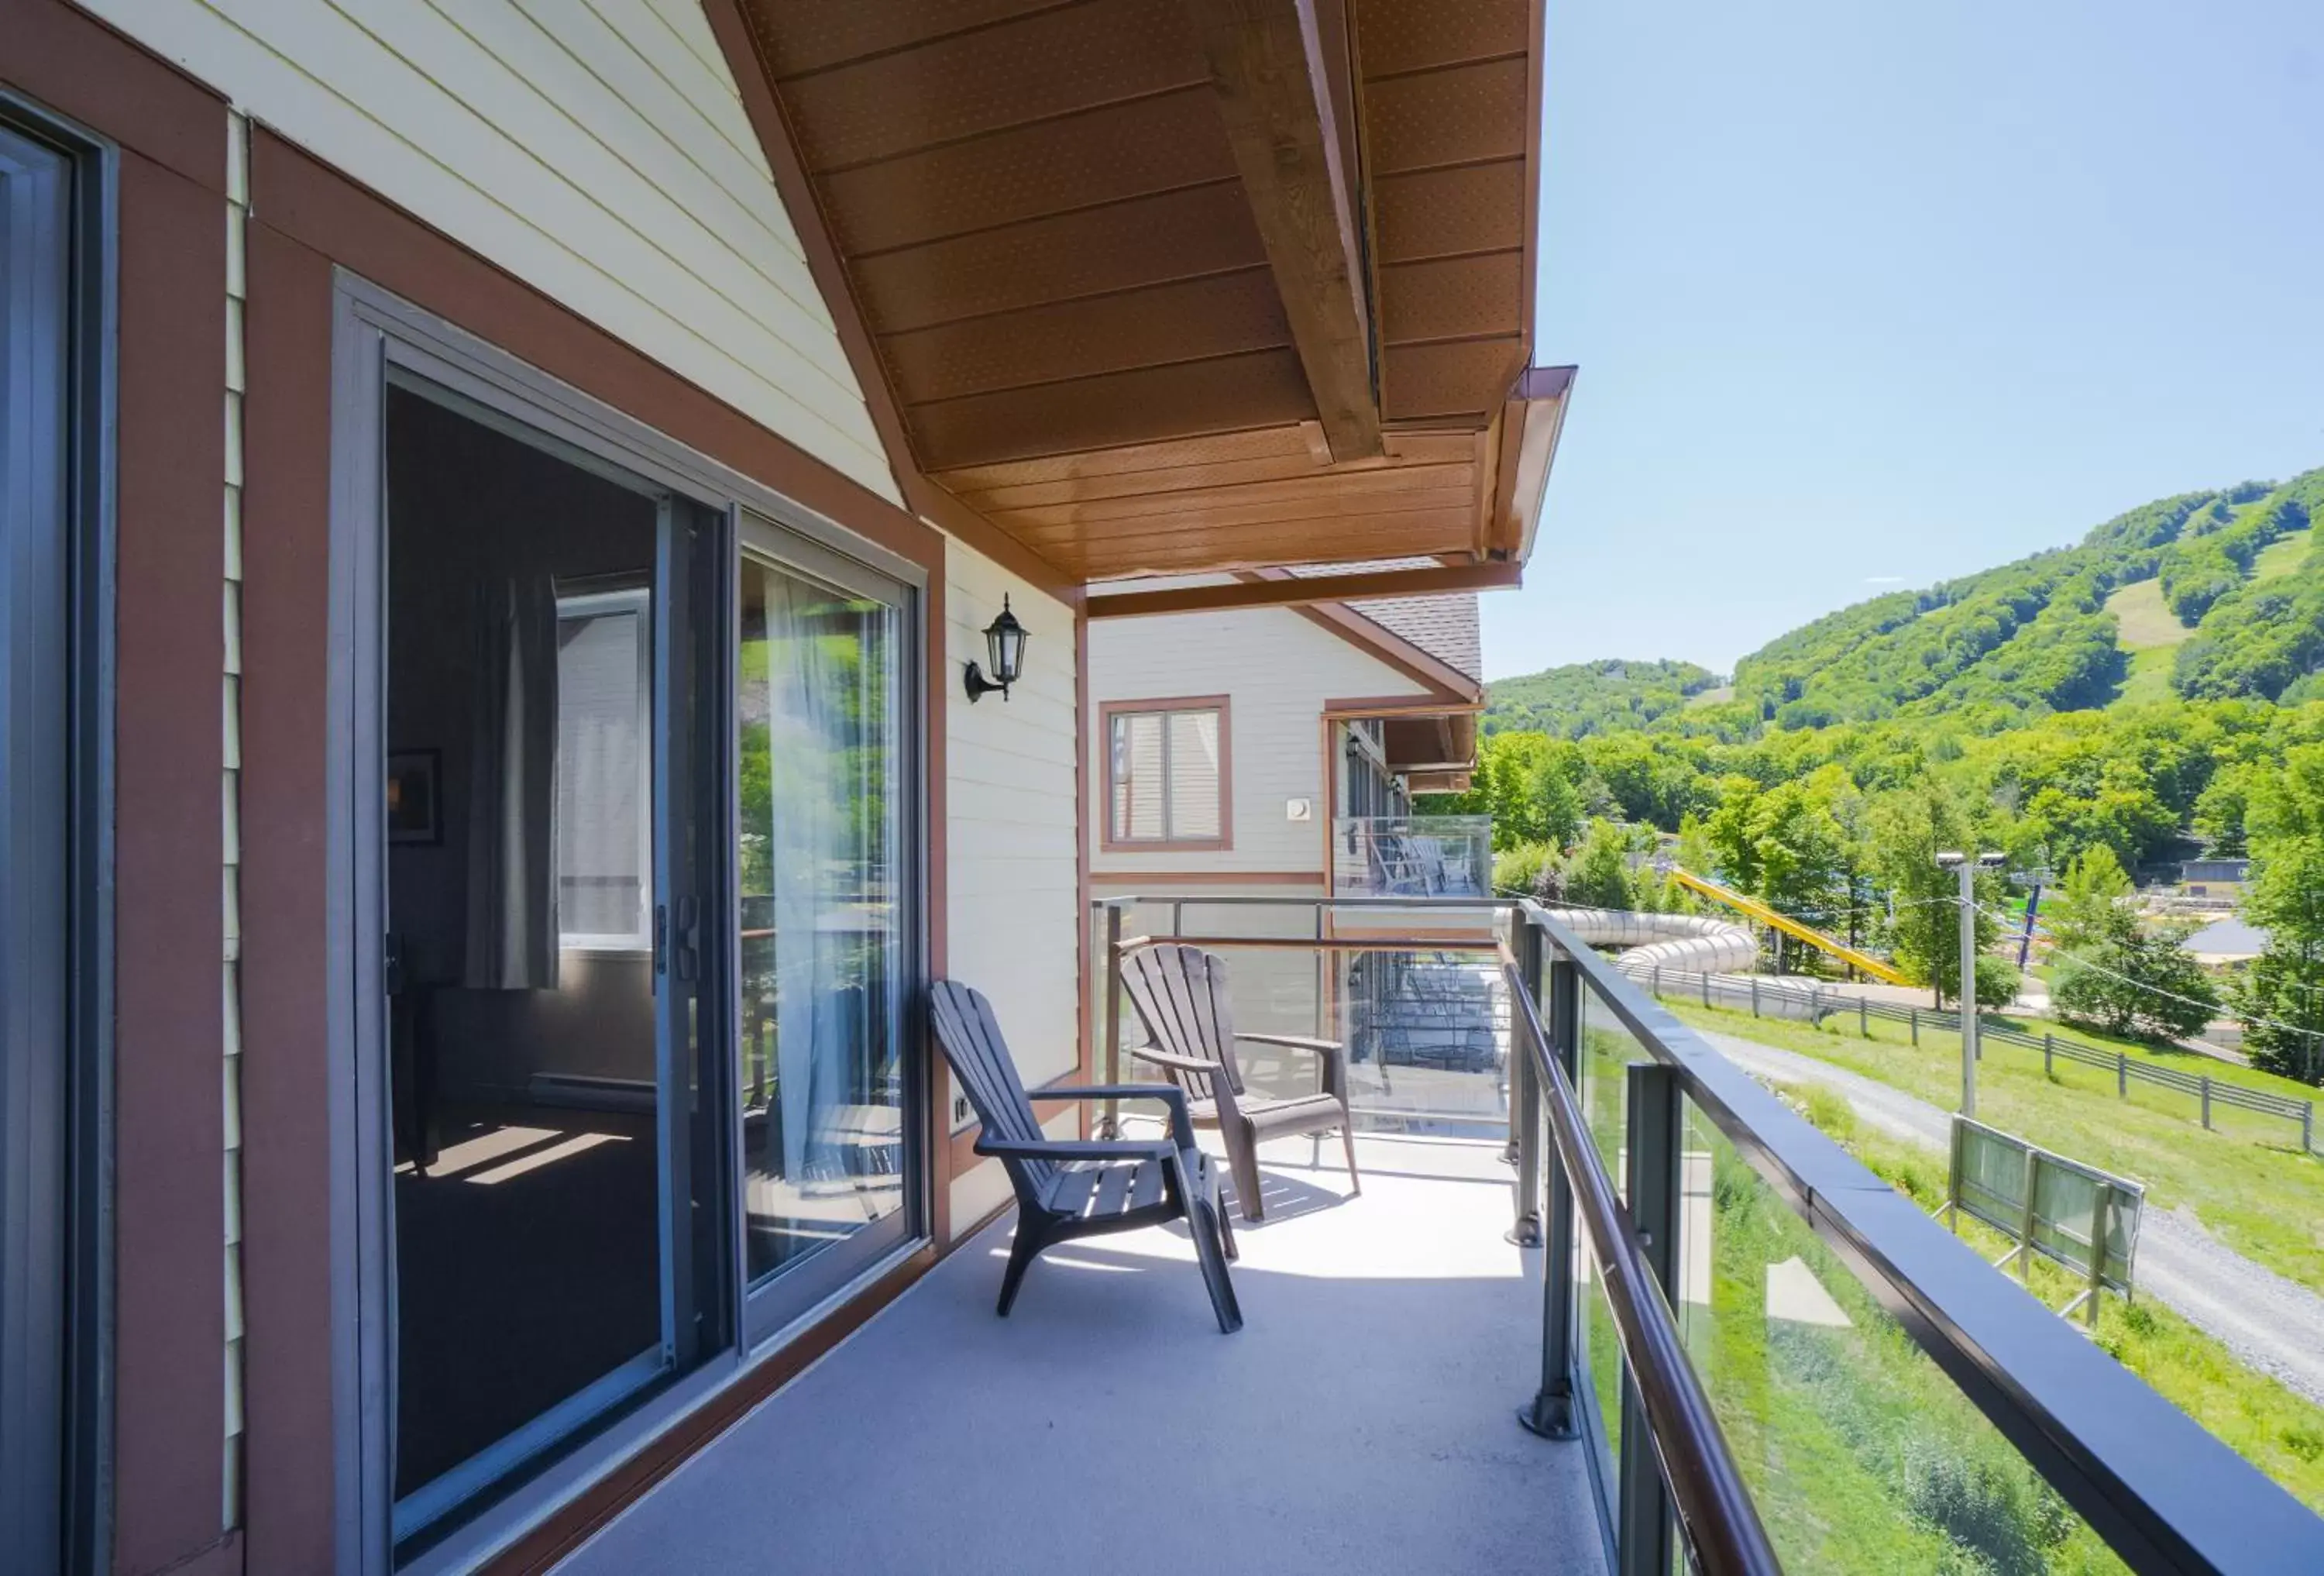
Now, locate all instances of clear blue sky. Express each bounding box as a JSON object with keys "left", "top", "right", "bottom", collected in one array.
[{"left": 1487, "top": 0, "right": 2324, "bottom": 681}]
